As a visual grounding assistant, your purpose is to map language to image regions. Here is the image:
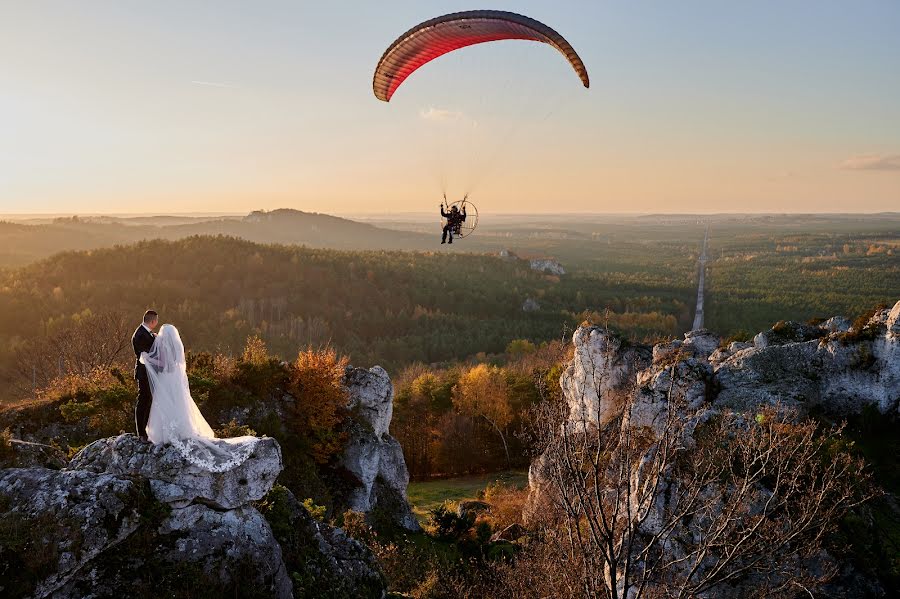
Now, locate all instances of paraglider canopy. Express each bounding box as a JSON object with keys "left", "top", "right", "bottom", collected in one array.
[{"left": 373, "top": 10, "right": 589, "bottom": 102}]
